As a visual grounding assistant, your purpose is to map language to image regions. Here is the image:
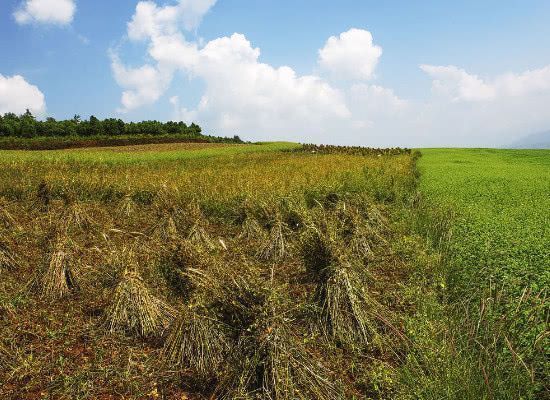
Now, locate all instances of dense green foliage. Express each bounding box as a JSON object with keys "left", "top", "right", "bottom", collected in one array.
[
  {"left": 0, "top": 110, "right": 242, "bottom": 144},
  {"left": 400, "top": 149, "right": 549, "bottom": 399}
]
